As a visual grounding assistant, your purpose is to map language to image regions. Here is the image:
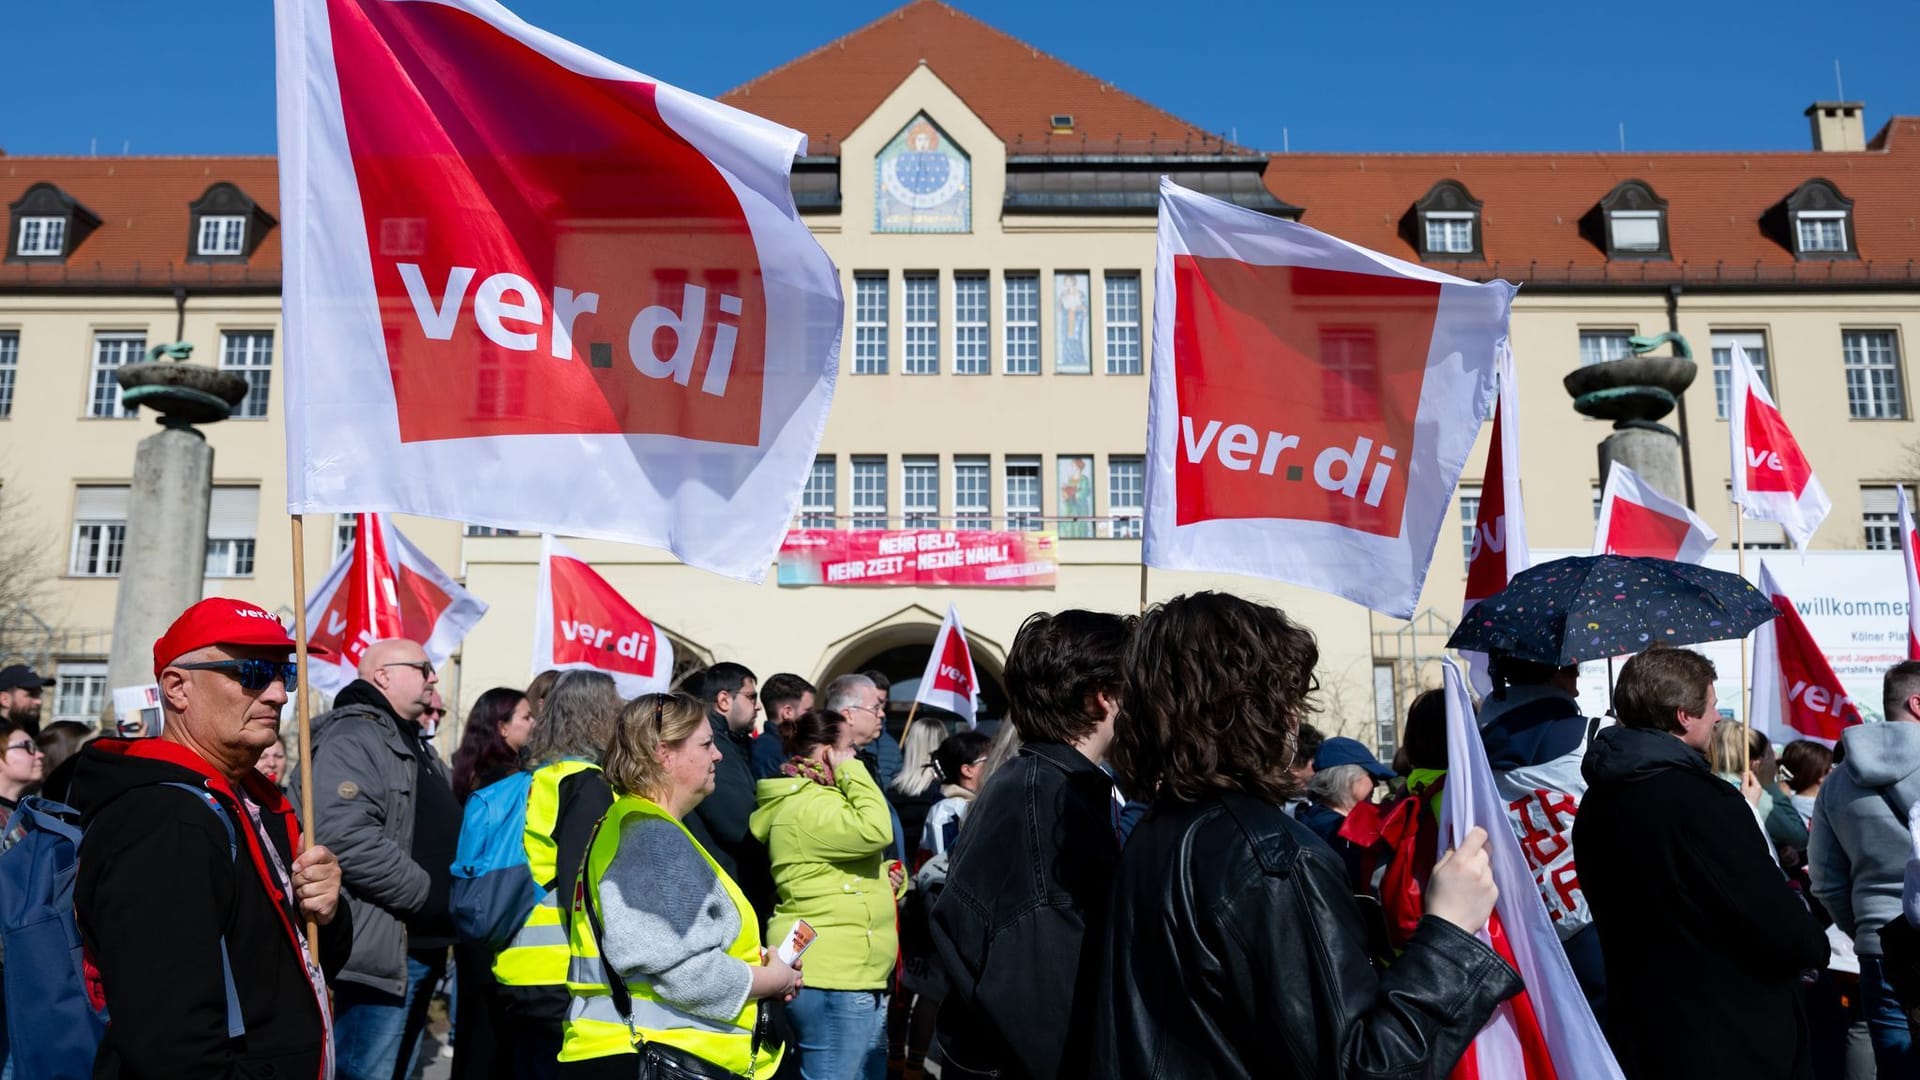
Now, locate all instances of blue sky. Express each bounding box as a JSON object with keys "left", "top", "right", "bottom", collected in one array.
[{"left": 7, "top": 0, "right": 1918, "bottom": 157}]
